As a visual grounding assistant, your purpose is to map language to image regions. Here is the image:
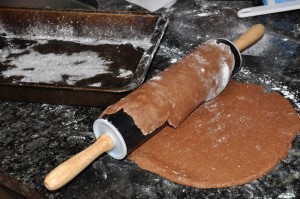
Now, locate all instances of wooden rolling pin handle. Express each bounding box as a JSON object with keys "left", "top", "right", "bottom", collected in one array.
[
  {"left": 234, "top": 24, "right": 265, "bottom": 52},
  {"left": 44, "top": 133, "right": 115, "bottom": 191}
]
